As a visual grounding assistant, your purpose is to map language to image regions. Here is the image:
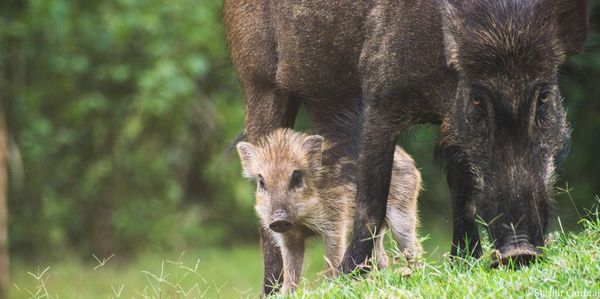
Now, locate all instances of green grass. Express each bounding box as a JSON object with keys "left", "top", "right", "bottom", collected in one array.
[
  {"left": 9, "top": 216, "right": 451, "bottom": 298},
  {"left": 291, "top": 213, "right": 600, "bottom": 299},
  {"left": 10, "top": 212, "right": 599, "bottom": 298},
  {"left": 10, "top": 241, "right": 330, "bottom": 298}
]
